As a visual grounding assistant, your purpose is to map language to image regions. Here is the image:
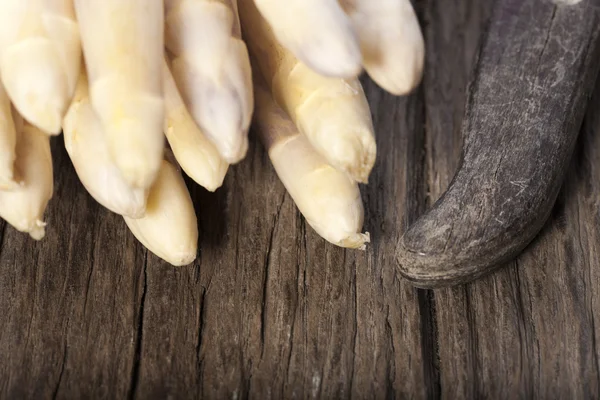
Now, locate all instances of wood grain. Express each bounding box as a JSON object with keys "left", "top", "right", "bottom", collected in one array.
[
  {"left": 422, "top": 0, "right": 600, "bottom": 397},
  {"left": 1, "top": 0, "right": 600, "bottom": 398}
]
